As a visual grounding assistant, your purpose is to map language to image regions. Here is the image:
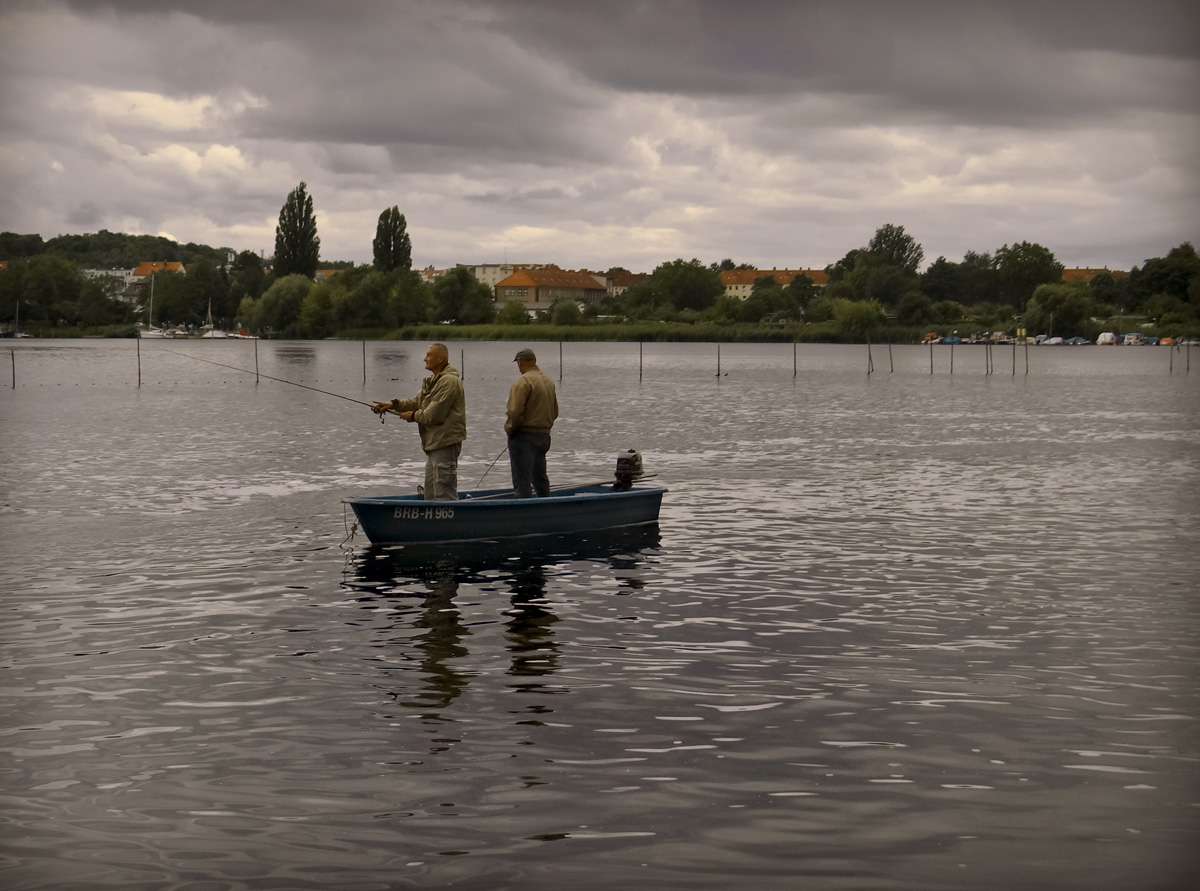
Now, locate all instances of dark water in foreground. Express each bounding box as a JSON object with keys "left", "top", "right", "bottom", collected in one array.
[{"left": 1, "top": 339, "right": 1198, "bottom": 890}]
